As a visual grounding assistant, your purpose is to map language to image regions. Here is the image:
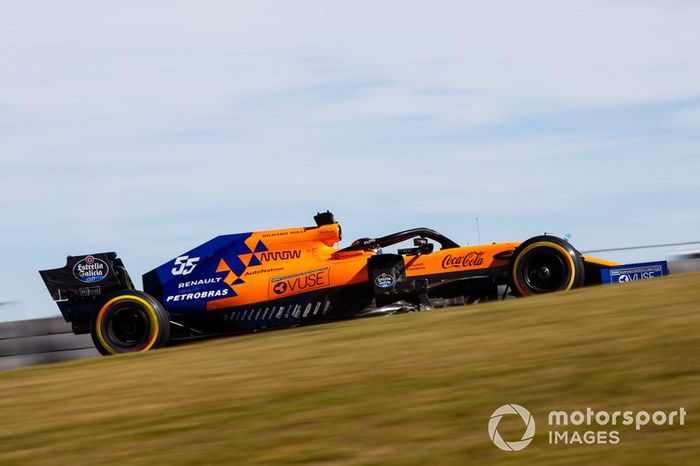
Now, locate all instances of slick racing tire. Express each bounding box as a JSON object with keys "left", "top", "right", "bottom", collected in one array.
[
  {"left": 91, "top": 290, "right": 170, "bottom": 355},
  {"left": 510, "top": 236, "right": 585, "bottom": 297}
]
